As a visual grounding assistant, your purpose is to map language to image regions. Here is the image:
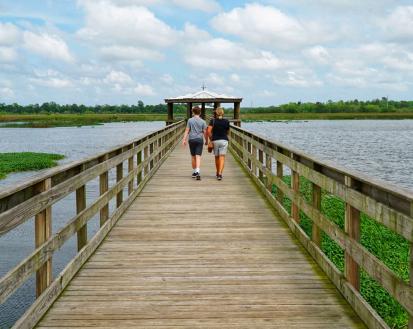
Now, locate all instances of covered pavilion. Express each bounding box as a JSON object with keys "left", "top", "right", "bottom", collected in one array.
[{"left": 164, "top": 89, "right": 243, "bottom": 126}]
